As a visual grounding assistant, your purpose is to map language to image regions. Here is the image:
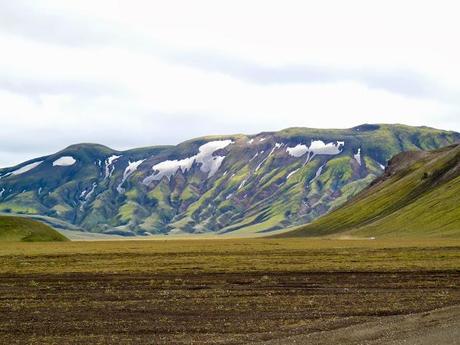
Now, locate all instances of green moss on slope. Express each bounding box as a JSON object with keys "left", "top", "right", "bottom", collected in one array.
[
  {"left": 0, "top": 216, "right": 69, "bottom": 242},
  {"left": 282, "top": 144, "right": 460, "bottom": 238}
]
